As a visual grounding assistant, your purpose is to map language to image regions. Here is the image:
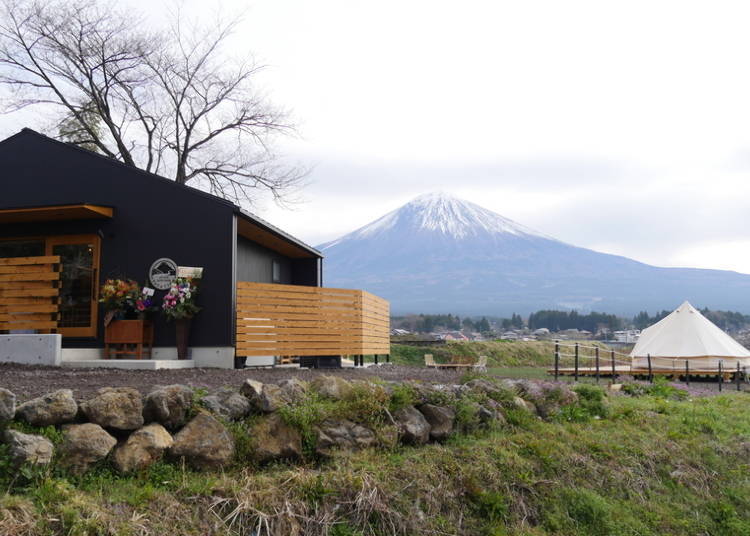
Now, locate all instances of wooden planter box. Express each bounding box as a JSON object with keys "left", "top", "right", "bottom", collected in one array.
[{"left": 104, "top": 319, "right": 154, "bottom": 360}]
